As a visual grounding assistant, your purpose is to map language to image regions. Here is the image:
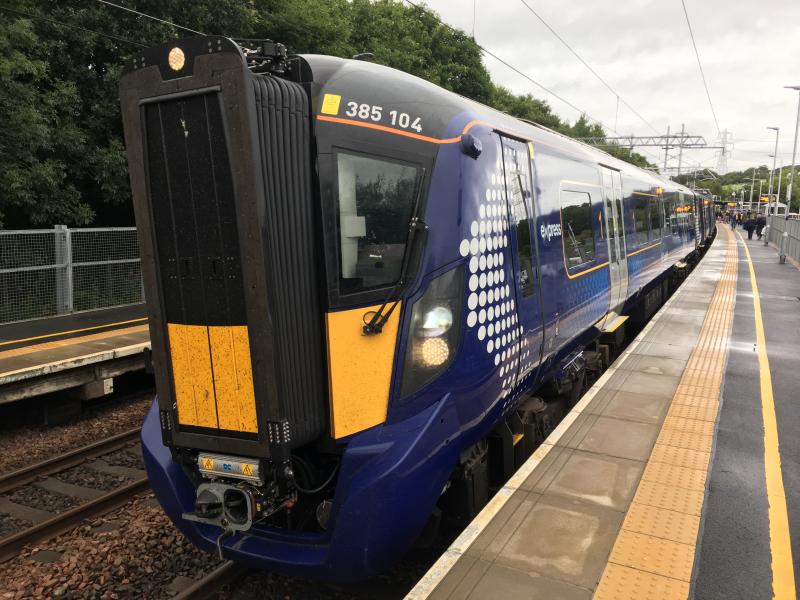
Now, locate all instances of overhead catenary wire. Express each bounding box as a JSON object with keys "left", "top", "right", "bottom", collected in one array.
[
  {"left": 680, "top": 0, "right": 721, "bottom": 135},
  {"left": 402, "top": 0, "right": 612, "bottom": 133},
  {"left": 478, "top": 46, "right": 614, "bottom": 132},
  {"left": 513, "top": 0, "right": 721, "bottom": 173},
  {"left": 0, "top": 5, "right": 146, "bottom": 48},
  {"left": 95, "top": 0, "right": 205, "bottom": 36},
  {"left": 515, "top": 0, "right": 661, "bottom": 136}
]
